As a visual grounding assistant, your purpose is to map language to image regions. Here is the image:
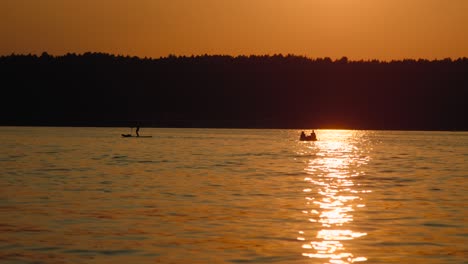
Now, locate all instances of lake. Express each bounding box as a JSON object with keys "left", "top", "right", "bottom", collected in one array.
[{"left": 0, "top": 127, "right": 467, "bottom": 264}]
